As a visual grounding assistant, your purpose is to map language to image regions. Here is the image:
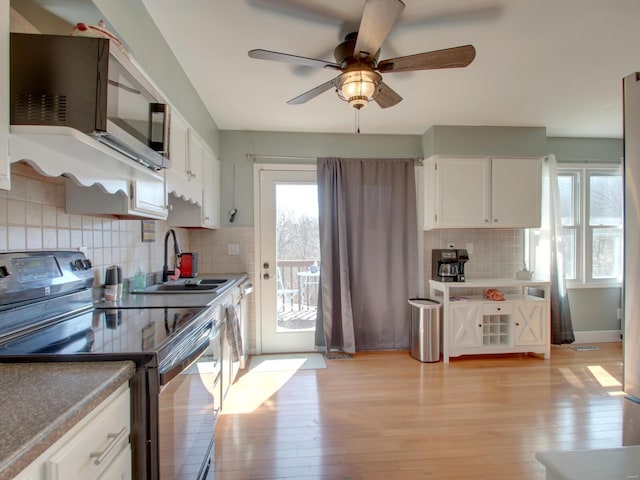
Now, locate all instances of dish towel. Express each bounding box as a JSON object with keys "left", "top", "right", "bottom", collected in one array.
[{"left": 225, "top": 304, "right": 243, "bottom": 362}]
